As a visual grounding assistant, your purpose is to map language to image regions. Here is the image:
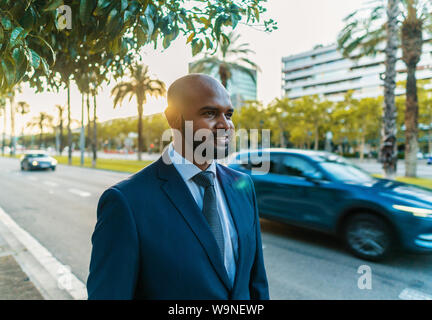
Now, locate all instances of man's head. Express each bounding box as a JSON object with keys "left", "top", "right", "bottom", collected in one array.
[{"left": 164, "top": 74, "right": 234, "bottom": 162}]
